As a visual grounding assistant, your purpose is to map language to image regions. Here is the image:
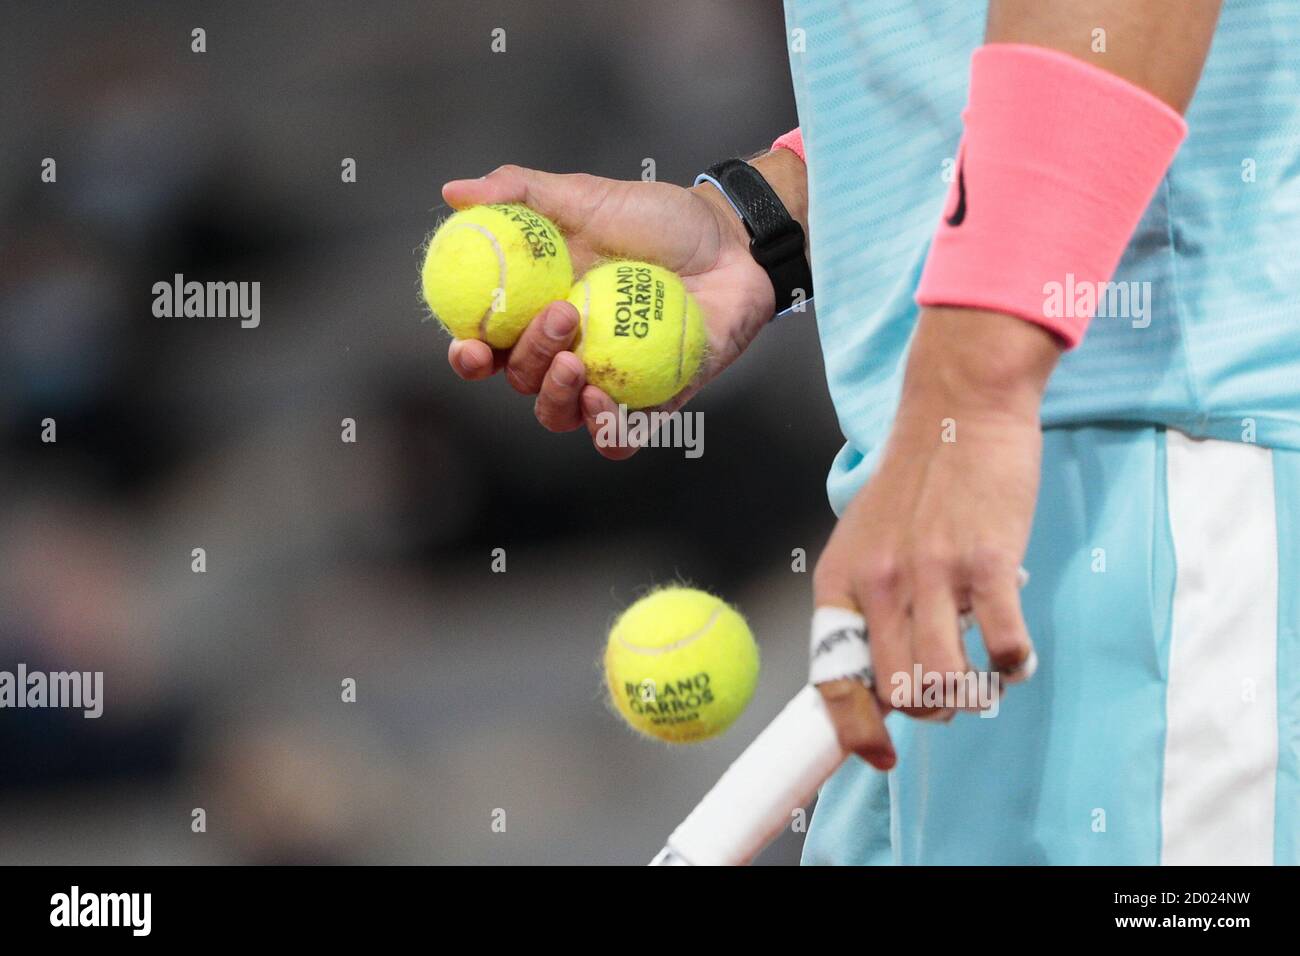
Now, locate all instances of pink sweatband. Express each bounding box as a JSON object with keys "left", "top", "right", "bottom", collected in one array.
[
  {"left": 915, "top": 44, "right": 1188, "bottom": 347},
  {"left": 771, "top": 128, "right": 805, "bottom": 163}
]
